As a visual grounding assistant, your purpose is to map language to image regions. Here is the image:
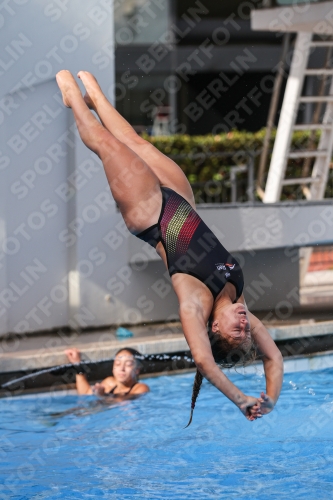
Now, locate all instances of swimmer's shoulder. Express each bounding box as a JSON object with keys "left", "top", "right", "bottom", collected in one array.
[
  {"left": 100, "top": 376, "right": 116, "bottom": 392},
  {"left": 131, "top": 382, "right": 150, "bottom": 394}
]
